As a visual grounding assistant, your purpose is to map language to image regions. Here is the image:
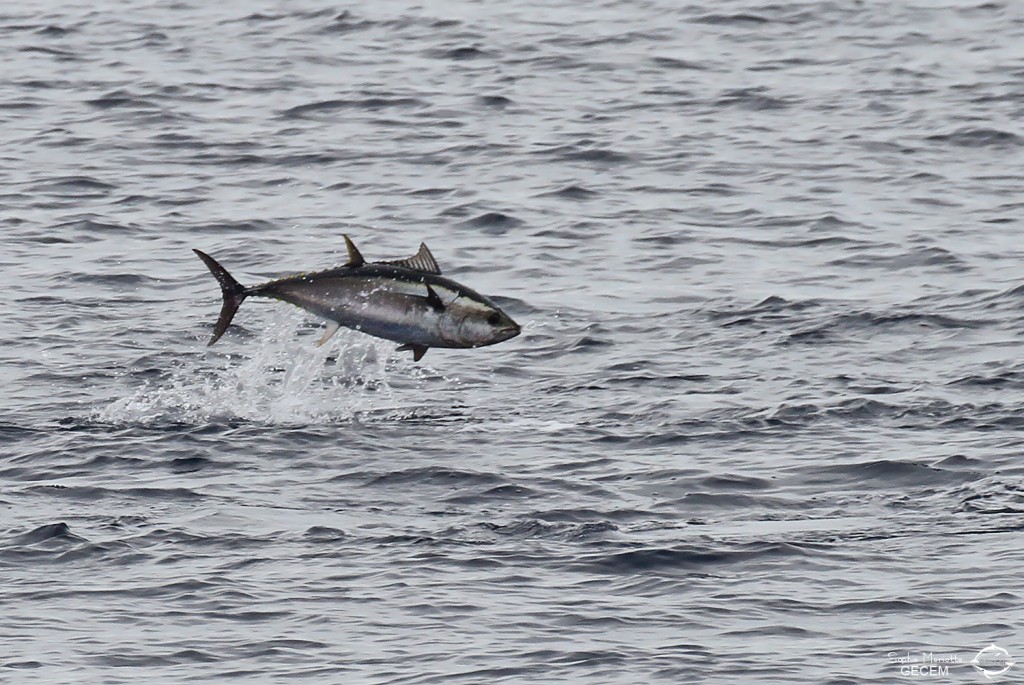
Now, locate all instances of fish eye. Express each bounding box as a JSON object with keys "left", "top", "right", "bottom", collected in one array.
[{"left": 487, "top": 312, "right": 501, "bottom": 326}]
